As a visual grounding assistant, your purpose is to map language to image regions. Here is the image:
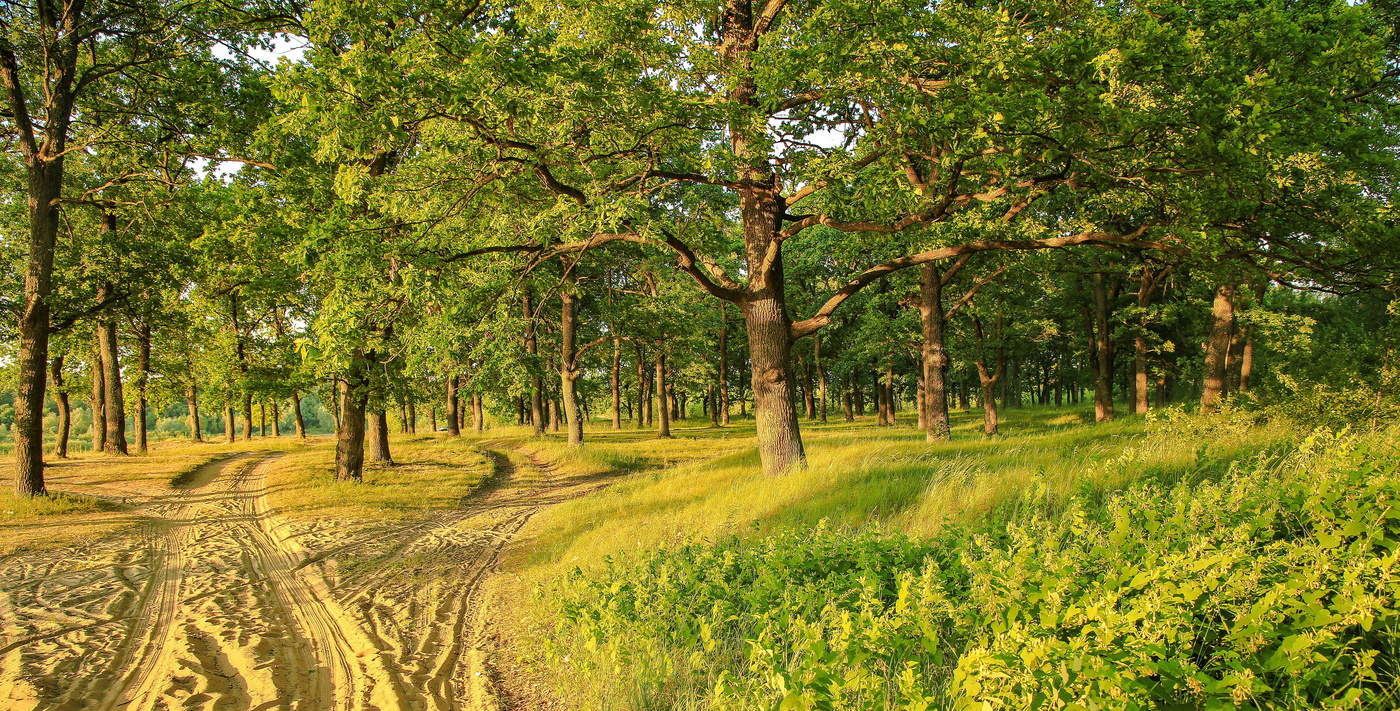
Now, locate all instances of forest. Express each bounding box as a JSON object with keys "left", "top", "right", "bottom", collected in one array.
[{"left": 2, "top": 0, "right": 1398, "bottom": 709}]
